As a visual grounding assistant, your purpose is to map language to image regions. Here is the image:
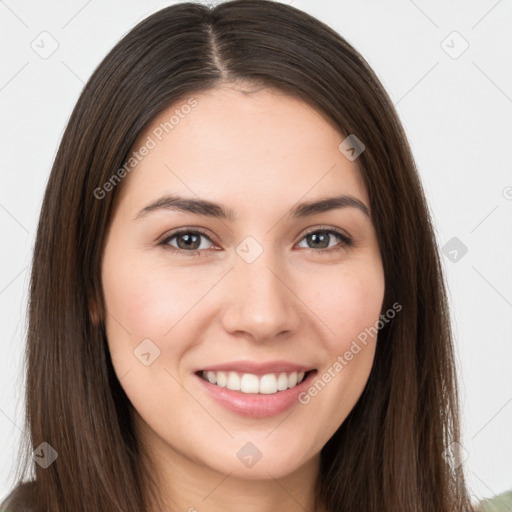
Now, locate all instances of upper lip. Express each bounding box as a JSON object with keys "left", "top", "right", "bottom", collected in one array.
[{"left": 196, "top": 360, "right": 316, "bottom": 376}]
